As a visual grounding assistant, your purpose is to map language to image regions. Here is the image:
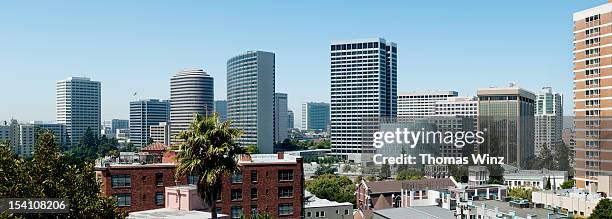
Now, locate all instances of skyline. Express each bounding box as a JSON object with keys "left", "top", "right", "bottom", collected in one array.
[{"left": 1, "top": 1, "right": 604, "bottom": 126}]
